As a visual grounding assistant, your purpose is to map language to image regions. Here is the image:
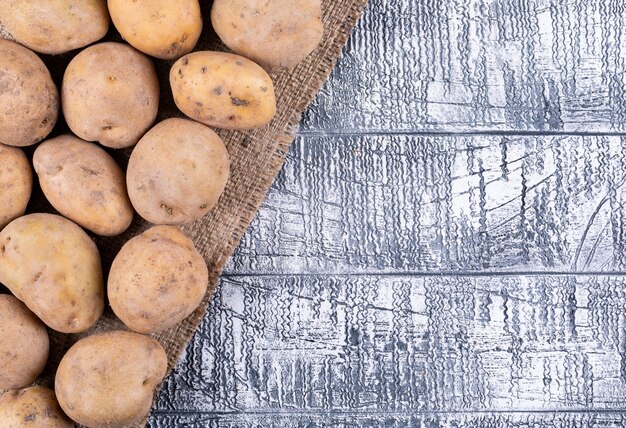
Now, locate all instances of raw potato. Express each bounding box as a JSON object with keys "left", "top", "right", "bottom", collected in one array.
[
  {"left": 127, "top": 118, "right": 230, "bottom": 225},
  {"left": 170, "top": 51, "right": 276, "bottom": 130},
  {"left": 0, "top": 39, "right": 58, "bottom": 147},
  {"left": 108, "top": 0, "right": 202, "bottom": 60},
  {"left": 55, "top": 331, "right": 167, "bottom": 428},
  {"left": 33, "top": 135, "right": 134, "bottom": 236},
  {"left": 0, "top": 144, "right": 32, "bottom": 230},
  {"left": 62, "top": 42, "right": 159, "bottom": 149},
  {"left": 0, "top": 214, "right": 104, "bottom": 333},
  {"left": 212, "top": 0, "right": 324, "bottom": 70},
  {"left": 0, "top": 386, "right": 73, "bottom": 428},
  {"left": 0, "top": 0, "right": 109, "bottom": 55},
  {"left": 109, "top": 226, "right": 209, "bottom": 333},
  {"left": 0, "top": 295, "right": 49, "bottom": 390}
]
